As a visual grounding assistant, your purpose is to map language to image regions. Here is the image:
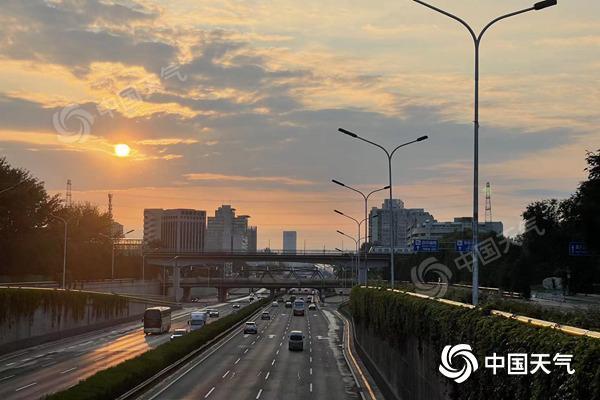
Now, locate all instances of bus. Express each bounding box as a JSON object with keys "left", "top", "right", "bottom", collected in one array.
[
  {"left": 293, "top": 300, "right": 305, "bottom": 316},
  {"left": 143, "top": 306, "right": 171, "bottom": 334}
]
